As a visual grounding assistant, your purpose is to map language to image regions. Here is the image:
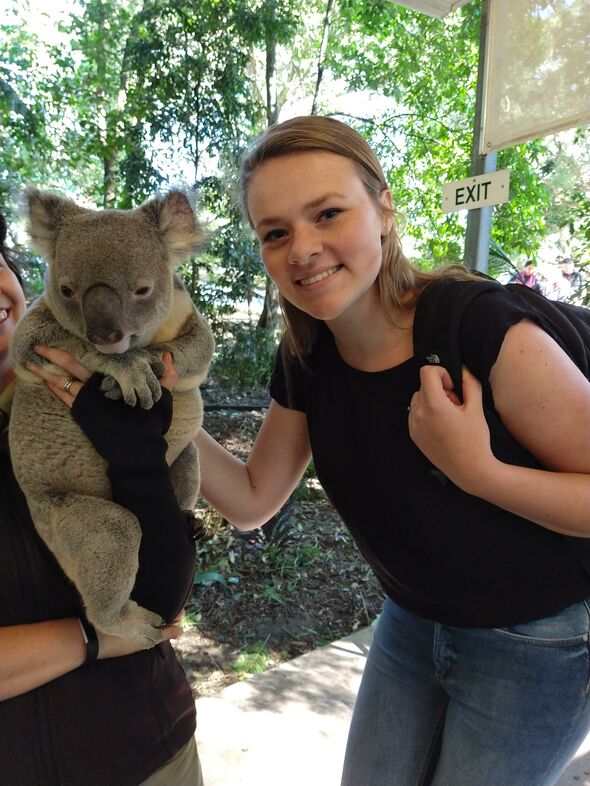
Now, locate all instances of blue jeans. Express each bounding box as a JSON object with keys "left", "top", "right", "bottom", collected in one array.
[{"left": 341, "top": 597, "right": 590, "bottom": 786}]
